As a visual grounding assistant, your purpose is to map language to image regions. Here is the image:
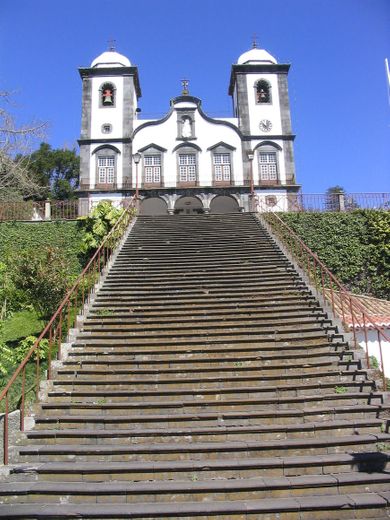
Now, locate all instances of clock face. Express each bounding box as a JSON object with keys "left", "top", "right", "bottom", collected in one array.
[{"left": 259, "top": 119, "right": 272, "bottom": 132}]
